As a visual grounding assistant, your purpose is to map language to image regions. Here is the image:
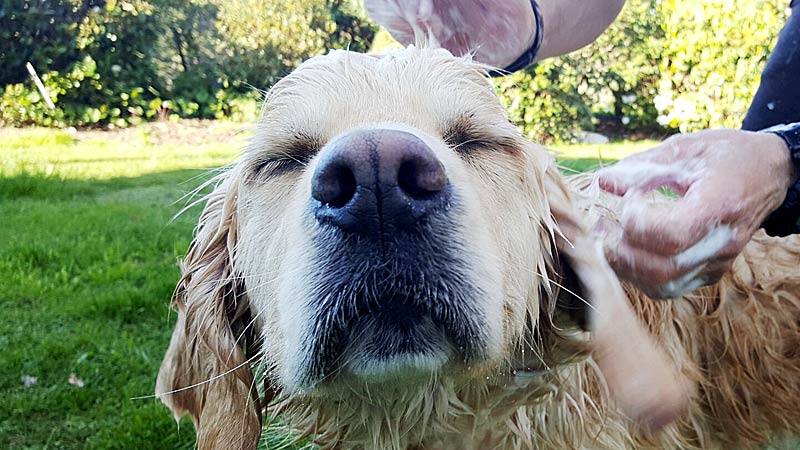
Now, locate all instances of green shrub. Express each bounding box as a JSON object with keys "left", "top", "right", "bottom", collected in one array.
[
  {"left": 0, "top": 0, "right": 91, "bottom": 86},
  {"left": 1, "top": 0, "right": 788, "bottom": 137},
  {"left": 1, "top": 56, "right": 105, "bottom": 127},
  {"left": 494, "top": 0, "right": 666, "bottom": 143},
  {"left": 497, "top": 63, "right": 595, "bottom": 143},
  {"left": 0, "top": 0, "right": 375, "bottom": 127},
  {"left": 494, "top": 0, "right": 787, "bottom": 143},
  {"left": 655, "top": 0, "right": 788, "bottom": 131}
]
